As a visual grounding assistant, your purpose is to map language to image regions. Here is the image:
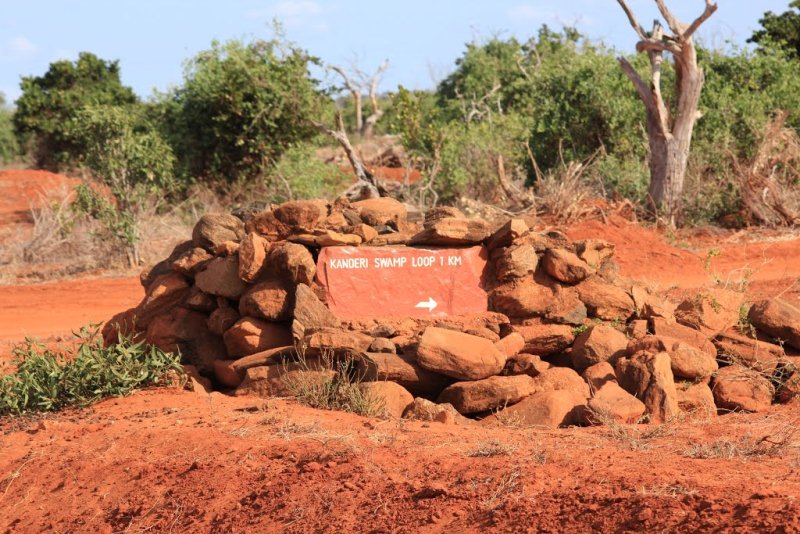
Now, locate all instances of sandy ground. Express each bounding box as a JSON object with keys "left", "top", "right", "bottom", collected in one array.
[{"left": 2, "top": 170, "right": 800, "bottom": 531}]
